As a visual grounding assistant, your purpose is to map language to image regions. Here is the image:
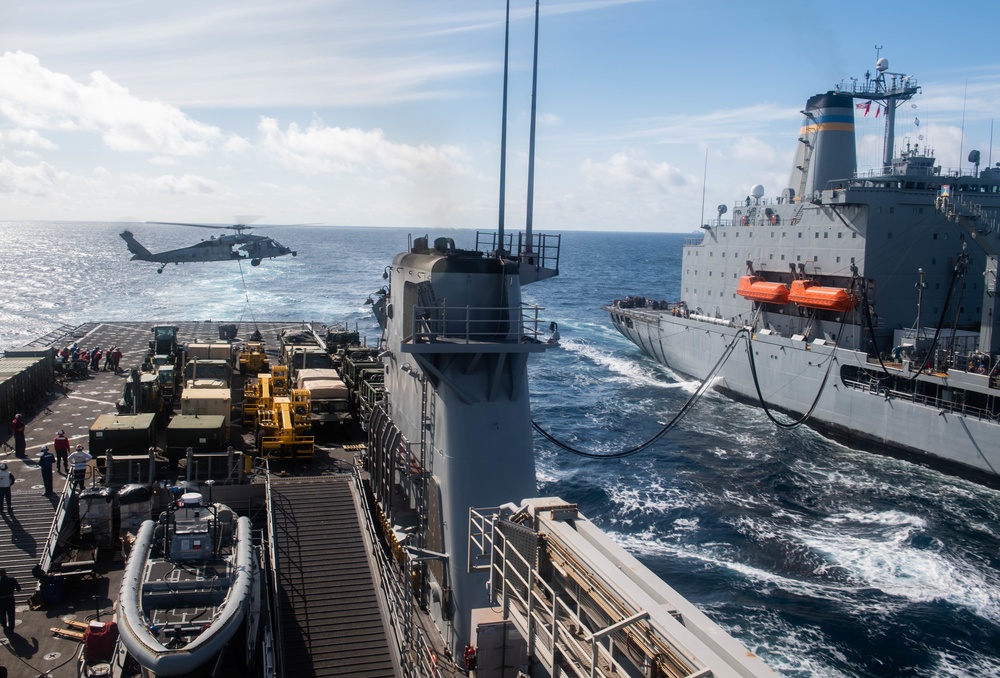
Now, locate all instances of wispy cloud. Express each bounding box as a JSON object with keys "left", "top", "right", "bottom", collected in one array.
[
  {"left": 258, "top": 117, "right": 468, "bottom": 176},
  {"left": 0, "top": 51, "right": 226, "bottom": 156}
]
